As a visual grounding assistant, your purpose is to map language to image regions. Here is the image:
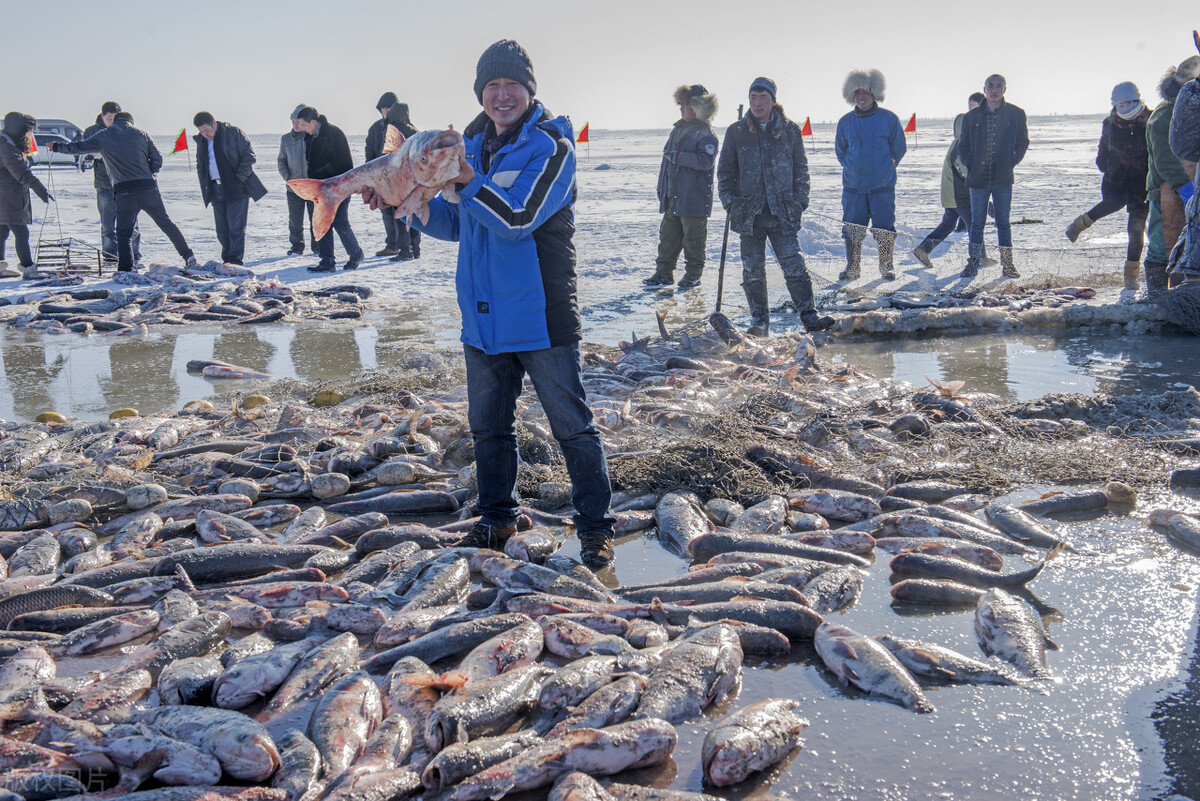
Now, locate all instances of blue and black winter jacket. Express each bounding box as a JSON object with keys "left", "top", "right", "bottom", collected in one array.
[
  {"left": 417, "top": 101, "right": 580, "bottom": 355},
  {"left": 834, "top": 106, "right": 906, "bottom": 194}
]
